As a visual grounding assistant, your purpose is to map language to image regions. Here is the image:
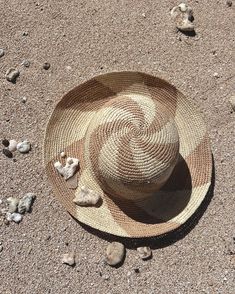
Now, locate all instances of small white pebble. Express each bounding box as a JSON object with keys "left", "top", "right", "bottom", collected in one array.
[
  {"left": 6, "top": 212, "right": 23, "bottom": 223},
  {"left": 22, "top": 96, "right": 27, "bottom": 103},
  {"left": 8, "top": 139, "right": 18, "bottom": 152},
  {"left": 213, "top": 72, "right": 220, "bottom": 78},
  {"left": 142, "top": 13, "right": 146, "bottom": 18},
  {"left": 61, "top": 252, "right": 76, "bottom": 266},
  {"left": 60, "top": 151, "right": 66, "bottom": 158},
  {"left": 179, "top": 3, "right": 187, "bottom": 12},
  {"left": 0, "top": 48, "right": 4, "bottom": 58},
  {"left": 17, "top": 140, "right": 31, "bottom": 153}
]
